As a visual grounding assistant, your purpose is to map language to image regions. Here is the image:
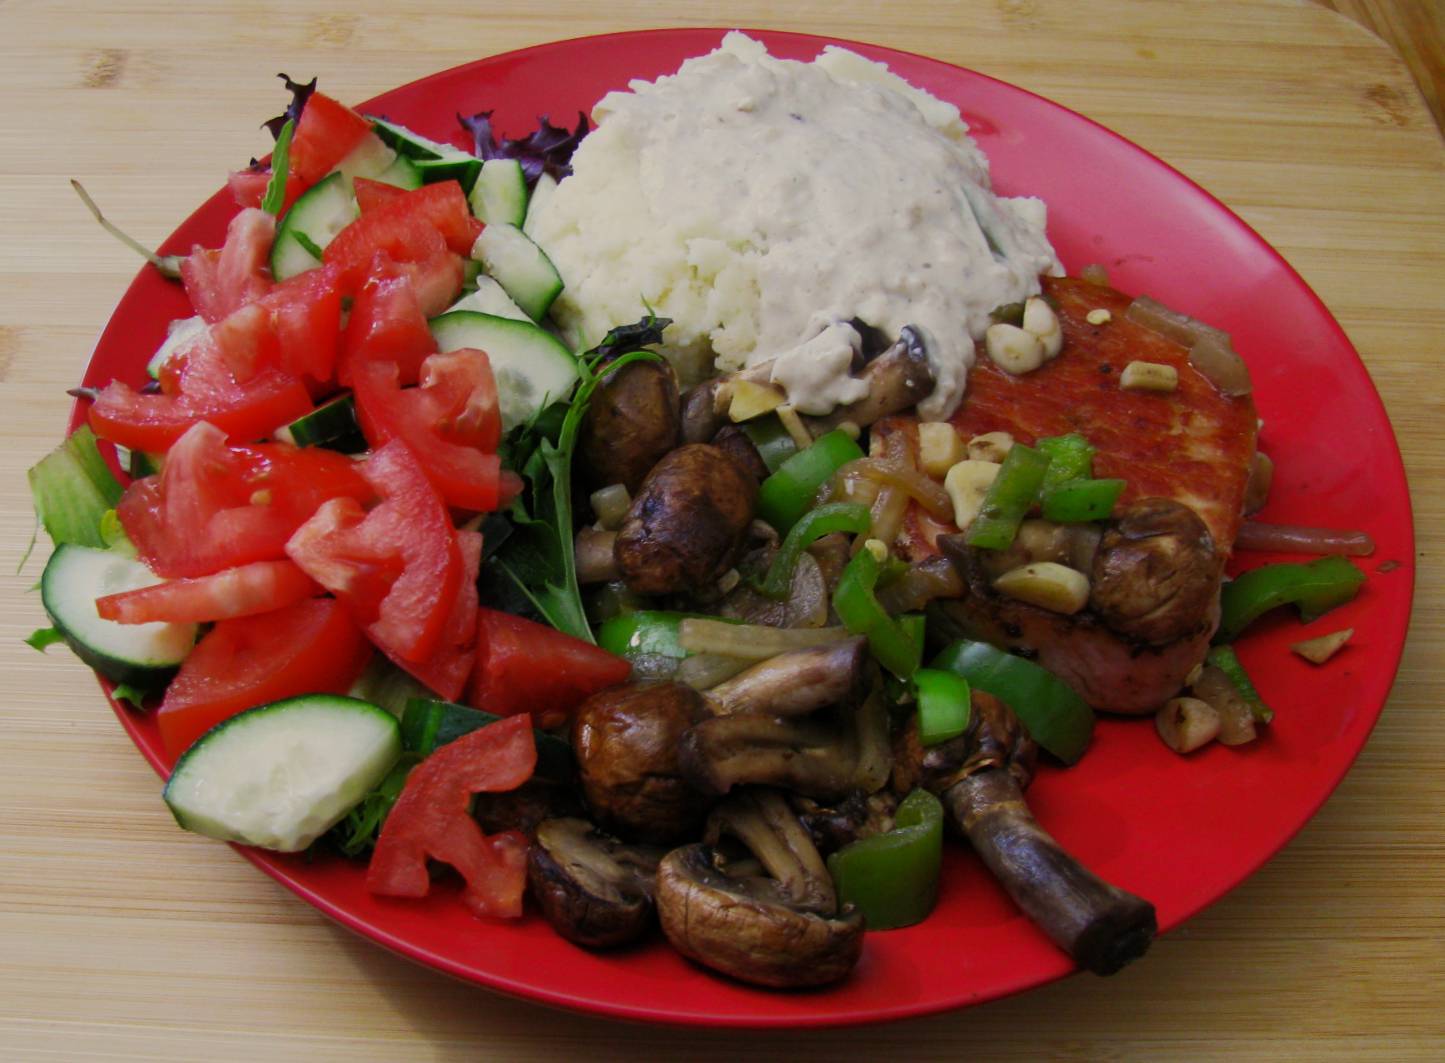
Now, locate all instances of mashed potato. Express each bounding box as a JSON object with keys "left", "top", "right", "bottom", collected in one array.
[{"left": 529, "top": 32, "right": 1060, "bottom": 420}]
